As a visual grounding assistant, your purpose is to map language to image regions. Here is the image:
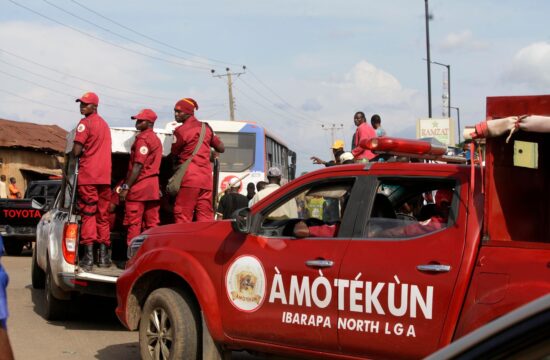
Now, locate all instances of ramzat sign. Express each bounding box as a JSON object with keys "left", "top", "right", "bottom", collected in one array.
[{"left": 416, "top": 118, "right": 455, "bottom": 146}]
